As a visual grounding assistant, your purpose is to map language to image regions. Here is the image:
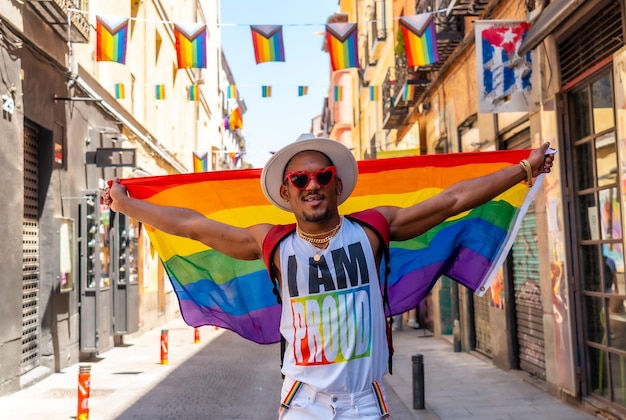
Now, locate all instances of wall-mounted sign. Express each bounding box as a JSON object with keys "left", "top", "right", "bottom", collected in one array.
[
  {"left": 86, "top": 148, "right": 136, "bottom": 167},
  {"left": 2, "top": 95, "right": 14, "bottom": 115}
]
